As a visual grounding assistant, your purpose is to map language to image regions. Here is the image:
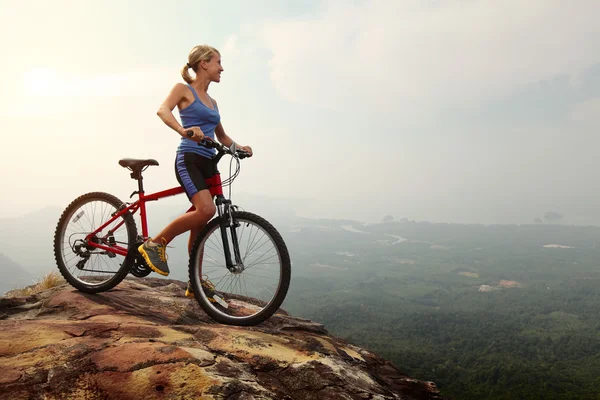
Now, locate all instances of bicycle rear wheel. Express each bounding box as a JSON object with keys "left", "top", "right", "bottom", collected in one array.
[
  {"left": 189, "top": 211, "right": 291, "bottom": 326},
  {"left": 54, "top": 192, "right": 137, "bottom": 293}
]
